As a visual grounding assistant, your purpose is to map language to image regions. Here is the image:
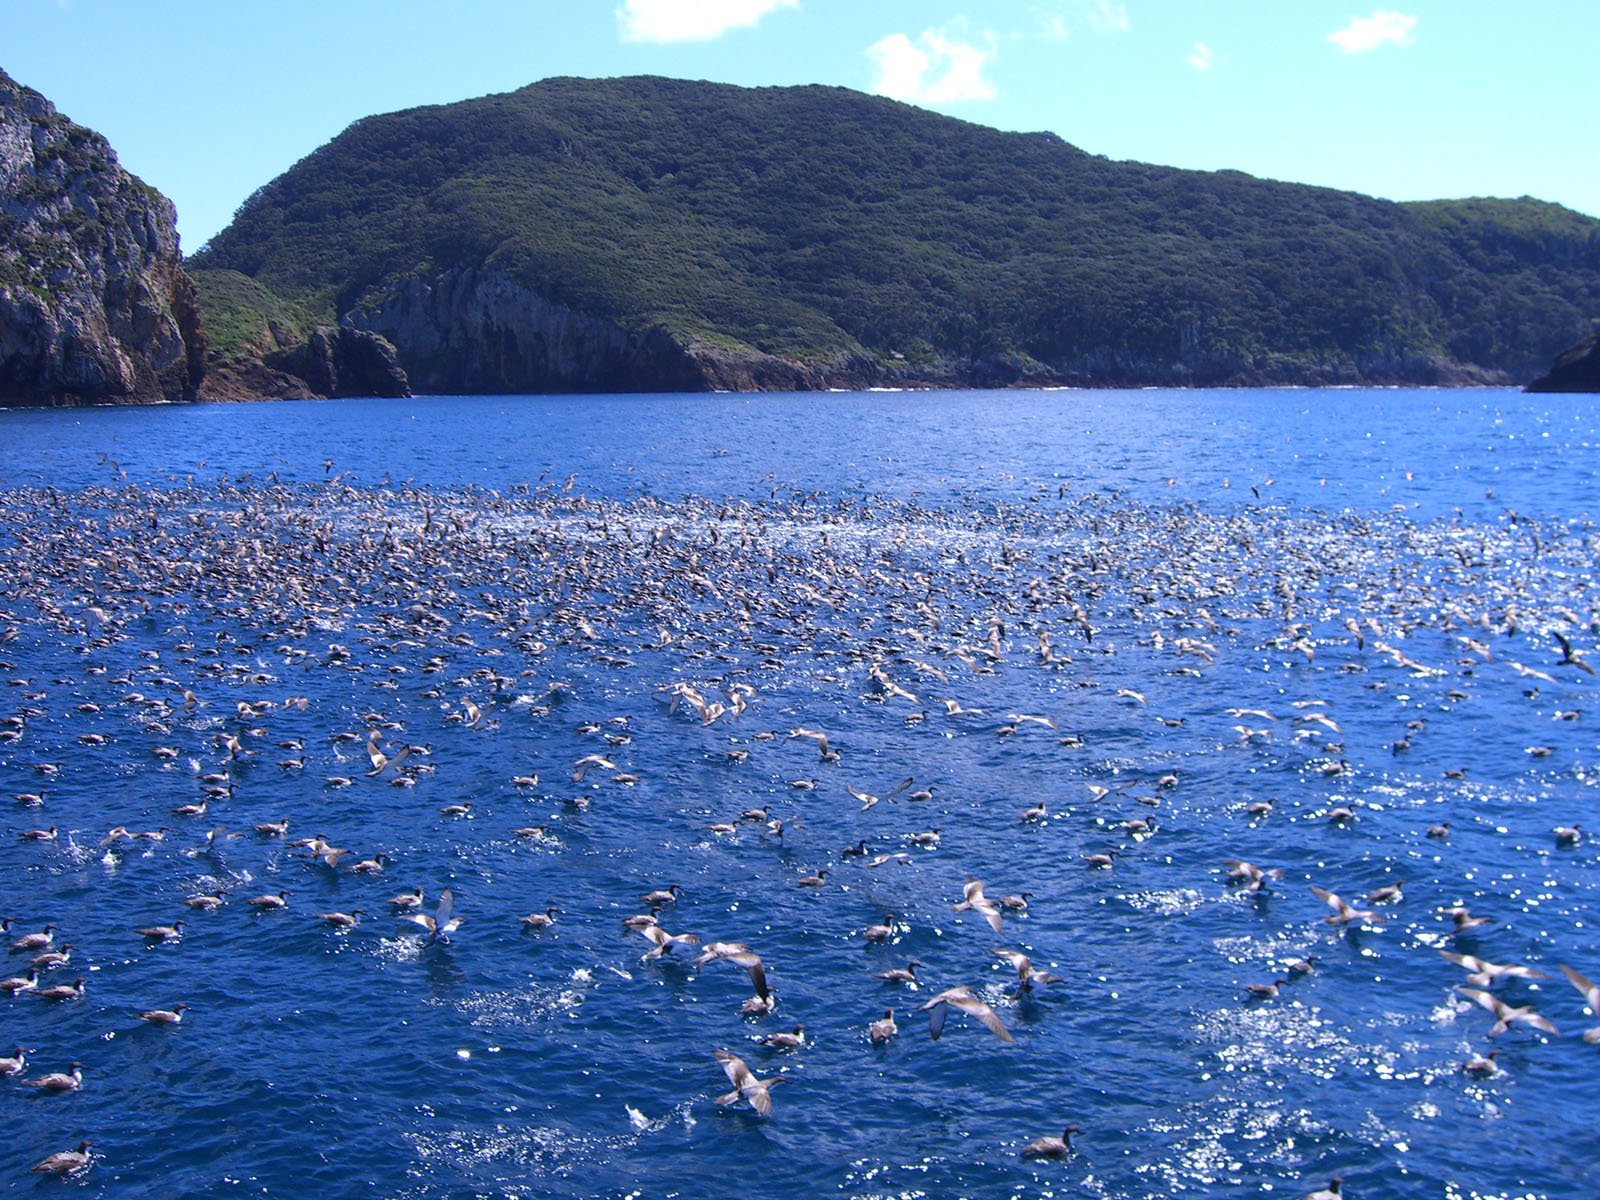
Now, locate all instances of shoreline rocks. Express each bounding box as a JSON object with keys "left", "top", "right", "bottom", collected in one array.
[
  {"left": 1526, "top": 328, "right": 1600, "bottom": 393},
  {"left": 264, "top": 326, "right": 409, "bottom": 399}
]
